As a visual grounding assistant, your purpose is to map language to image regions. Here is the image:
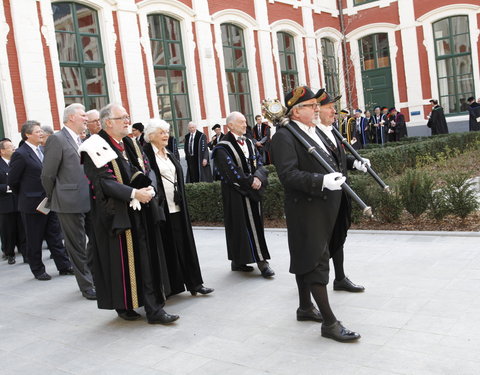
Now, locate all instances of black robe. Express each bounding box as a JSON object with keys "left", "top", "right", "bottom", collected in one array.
[
  {"left": 370, "top": 114, "right": 387, "bottom": 145},
  {"left": 468, "top": 103, "right": 480, "bottom": 132},
  {"left": 81, "top": 130, "right": 170, "bottom": 310},
  {"left": 427, "top": 106, "right": 449, "bottom": 135},
  {"left": 211, "top": 132, "right": 270, "bottom": 265},
  {"left": 143, "top": 143, "right": 204, "bottom": 295},
  {"left": 184, "top": 131, "right": 213, "bottom": 183}
]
